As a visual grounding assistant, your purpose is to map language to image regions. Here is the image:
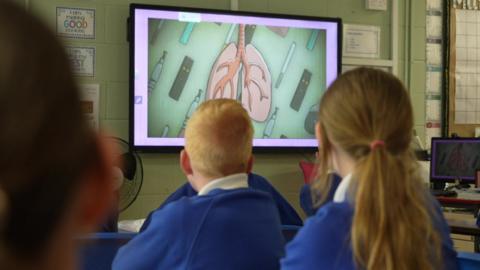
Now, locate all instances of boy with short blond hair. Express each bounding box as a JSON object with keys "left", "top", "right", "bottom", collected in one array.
[
  {"left": 182, "top": 99, "right": 254, "bottom": 187},
  {"left": 113, "top": 99, "right": 284, "bottom": 270}
]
